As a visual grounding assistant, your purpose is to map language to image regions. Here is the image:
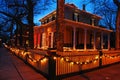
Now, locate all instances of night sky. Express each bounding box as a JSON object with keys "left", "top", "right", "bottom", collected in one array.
[
  {"left": 35, "top": 0, "right": 117, "bottom": 27},
  {"left": 0, "top": 0, "right": 118, "bottom": 41}
]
